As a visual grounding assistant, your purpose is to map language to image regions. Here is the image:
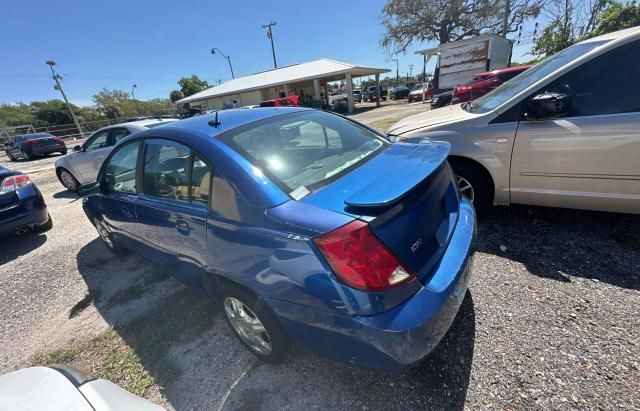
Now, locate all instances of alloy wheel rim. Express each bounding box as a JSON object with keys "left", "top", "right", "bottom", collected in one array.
[
  {"left": 61, "top": 171, "right": 77, "bottom": 190},
  {"left": 223, "top": 297, "right": 272, "bottom": 355},
  {"left": 456, "top": 175, "right": 475, "bottom": 203},
  {"left": 95, "top": 219, "right": 114, "bottom": 249}
]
